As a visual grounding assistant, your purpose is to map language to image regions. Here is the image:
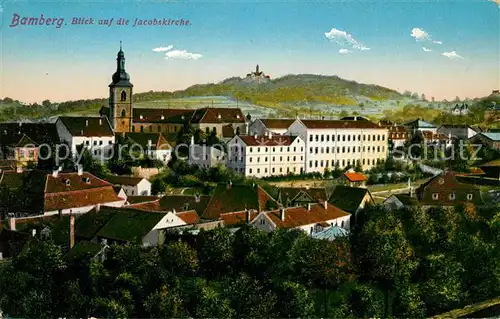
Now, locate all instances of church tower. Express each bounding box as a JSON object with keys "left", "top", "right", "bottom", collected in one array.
[{"left": 109, "top": 42, "right": 133, "bottom": 133}]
